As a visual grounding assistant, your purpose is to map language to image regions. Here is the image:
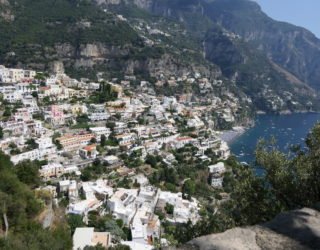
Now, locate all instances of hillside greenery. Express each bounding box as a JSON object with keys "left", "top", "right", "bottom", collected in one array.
[
  {"left": 0, "top": 152, "right": 72, "bottom": 249},
  {"left": 0, "top": 0, "right": 142, "bottom": 71}
]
